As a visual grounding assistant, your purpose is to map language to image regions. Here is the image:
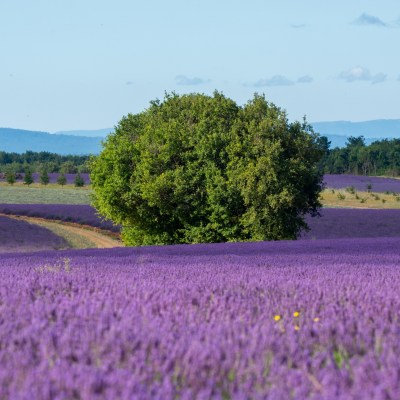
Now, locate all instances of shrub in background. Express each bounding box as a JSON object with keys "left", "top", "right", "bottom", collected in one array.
[
  {"left": 57, "top": 173, "right": 67, "bottom": 186},
  {"left": 74, "top": 173, "right": 85, "bottom": 187},
  {"left": 23, "top": 169, "right": 34, "bottom": 185},
  {"left": 5, "top": 169, "right": 16, "bottom": 185},
  {"left": 39, "top": 169, "right": 50, "bottom": 185}
]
